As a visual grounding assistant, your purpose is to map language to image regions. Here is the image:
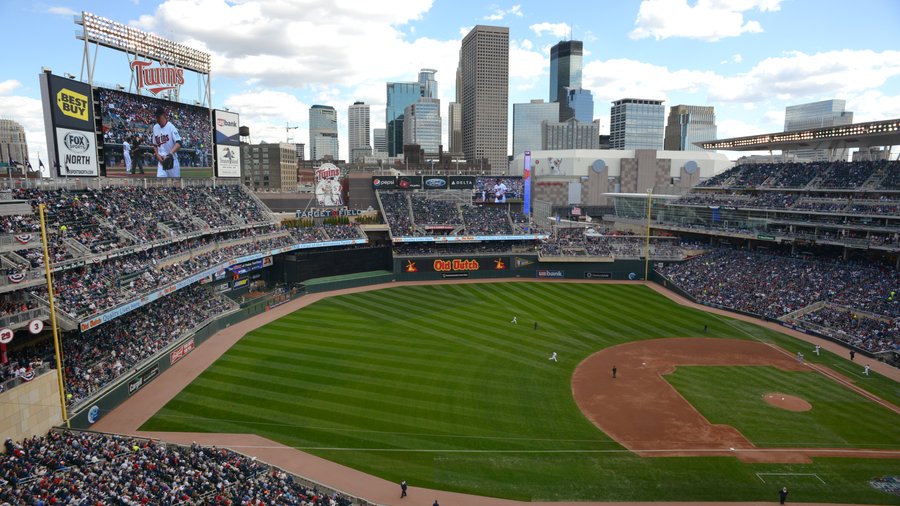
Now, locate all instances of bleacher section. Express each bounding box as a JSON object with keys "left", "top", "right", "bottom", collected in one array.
[{"left": 0, "top": 180, "right": 367, "bottom": 405}]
